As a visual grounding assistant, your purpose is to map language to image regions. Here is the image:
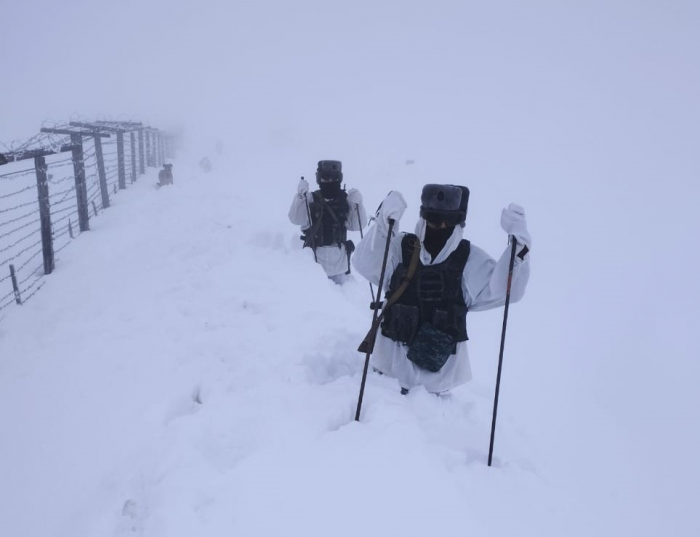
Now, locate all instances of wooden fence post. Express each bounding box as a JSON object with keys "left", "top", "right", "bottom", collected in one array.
[
  {"left": 138, "top": 129, "right": 145, "bottom": 175},
  {"left": 9, "top": 265, "right": 21, "bottom": 305},
  {"left": 34, "top": 156, "right": 55, "bottom": 275},
  {"left": 145, "top": 131, "right": 152, "bottom": 168},
  {"left": 117, "top": 130, "right": 126, "bottom": 190},
  {"left": 93, "top": 135, "right": 111, "bottom": 208},
  {"left": 70, "top": 134, "right": 90, "bottom": 232},
  {"left": 130, "top": 131, "right": 137, "bottom": 183}
]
